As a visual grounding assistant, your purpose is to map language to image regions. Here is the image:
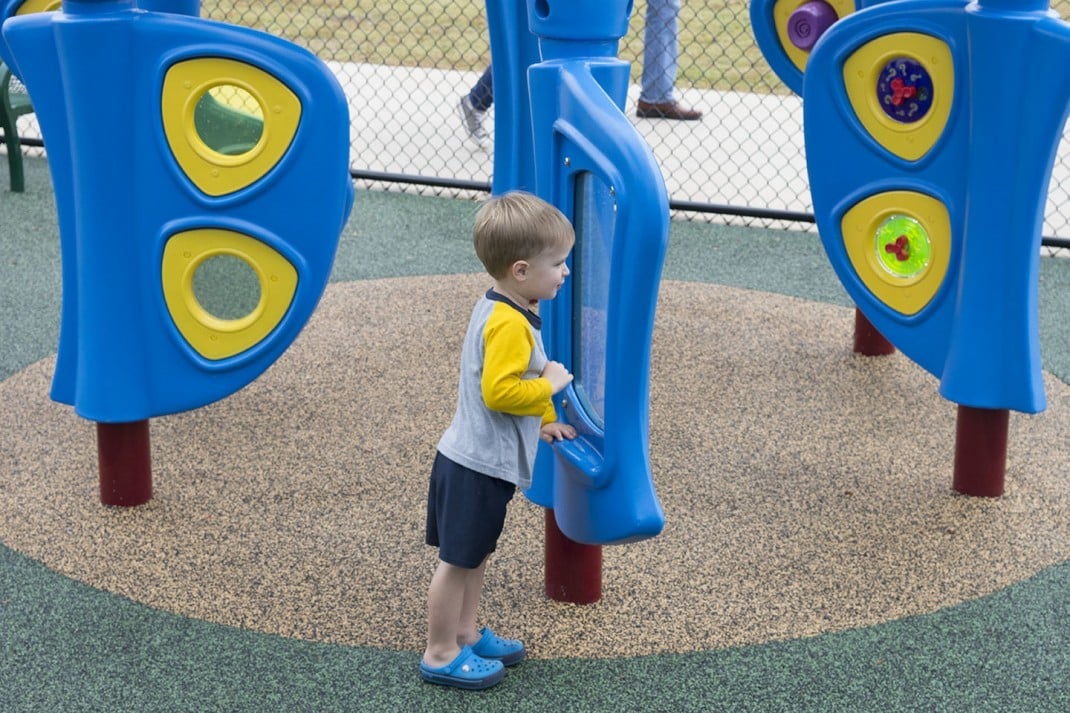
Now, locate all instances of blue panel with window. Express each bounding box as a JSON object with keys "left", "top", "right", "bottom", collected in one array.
[{"left": 509, "top": 0, "right": 668, "bottom": 545}]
